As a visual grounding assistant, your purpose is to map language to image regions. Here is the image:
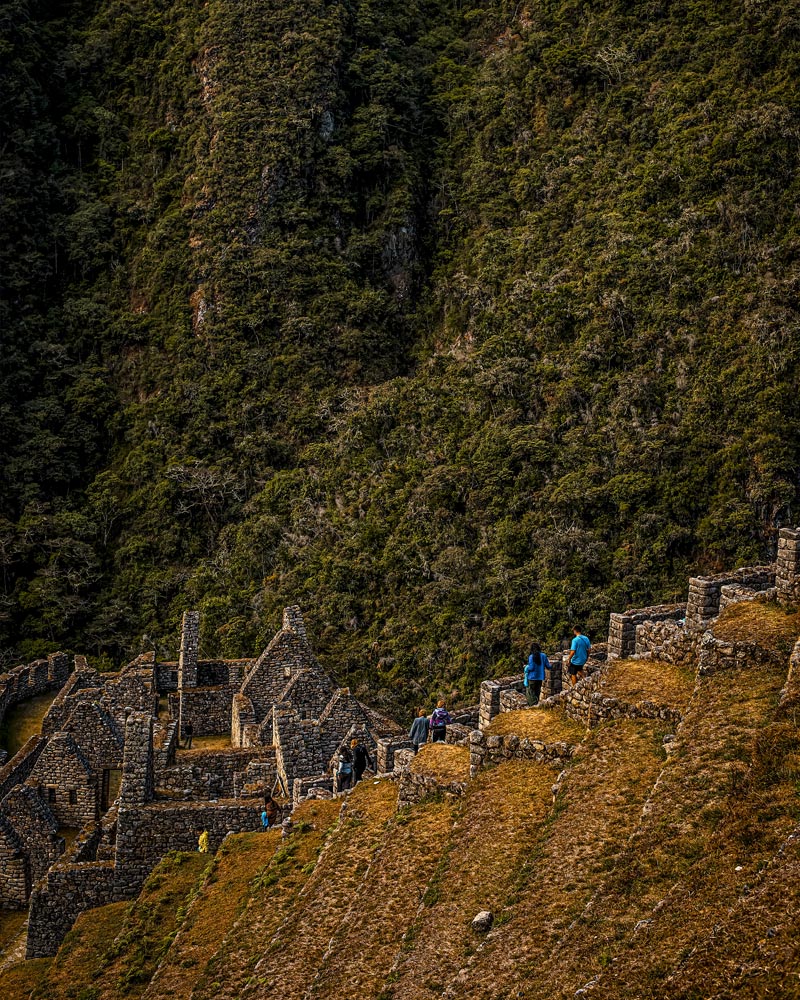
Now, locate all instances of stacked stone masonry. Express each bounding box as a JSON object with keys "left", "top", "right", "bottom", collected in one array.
[
  {"left": 468, "top": 729, "right": 577, "bottom": 780},
  {"left": 777, "top": 529, "right": 800, "bottom": 604}
]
